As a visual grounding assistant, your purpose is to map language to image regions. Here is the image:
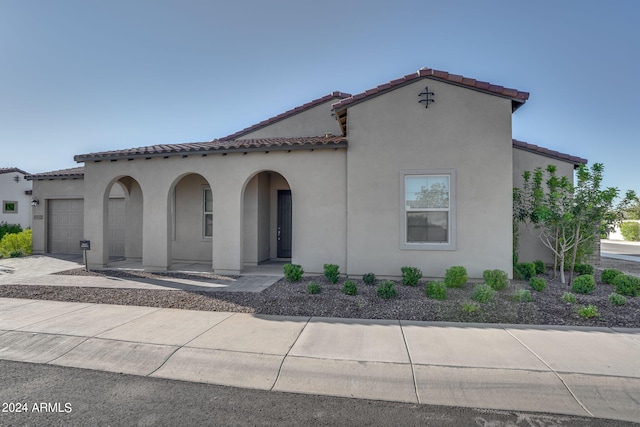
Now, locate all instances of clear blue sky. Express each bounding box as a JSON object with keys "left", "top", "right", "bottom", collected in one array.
[{"left": 1, "top": 0, "right": 638, "bottom": 195}]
